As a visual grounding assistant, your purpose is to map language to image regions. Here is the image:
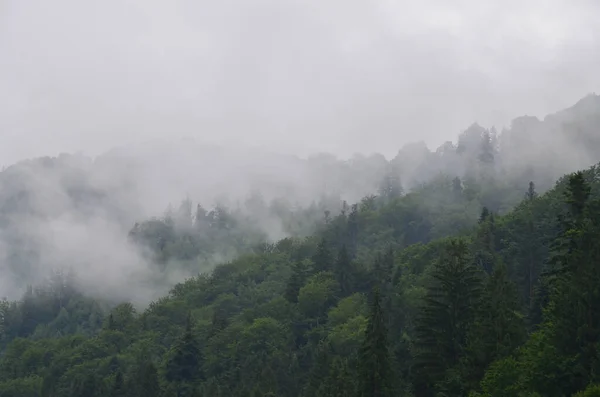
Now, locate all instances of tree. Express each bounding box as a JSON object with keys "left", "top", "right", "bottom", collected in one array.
[
  {"left": 285, "top": 261, "right": 308, "bottom": 303},
  {"left": 313, "top": 238, "right": 332, "bottom": 273},
  {"left": 359, "top": 287, "right": 391, "bottom": 397},
  {"left": 413, "top": 238, "right": 482, "bottom": 396},
  {"left": 304, "top": 342, "right": 331, "bottom": 397},
  {"left": 378, "top": 165, "right": 403, "bottom": 201},
  {"left": 541, "top": 172, "right": 600, "bottom": 394},
  {"left": 334, "top": 245, "right": 353, "bottom": 296},
  {"left": 165, "top": 313, "right": 202, "bottom": 389},
  {"left": 474, "top": 207, "right": 496, "bottom": 274},
  {"left": 110, "top": 370, "right": 126, "bottom": 397},
  {"left": 525, "top": 181, "right": 537, "bottom": 201},
  {"left": 136, "top": 361, "right": 160, "bottom": 397},
  {"left": 461, "top": 263, "right": 525, "bottom": 391},
  {"left": 347, "top": 204, "right": 359, "bottom": 258}
]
